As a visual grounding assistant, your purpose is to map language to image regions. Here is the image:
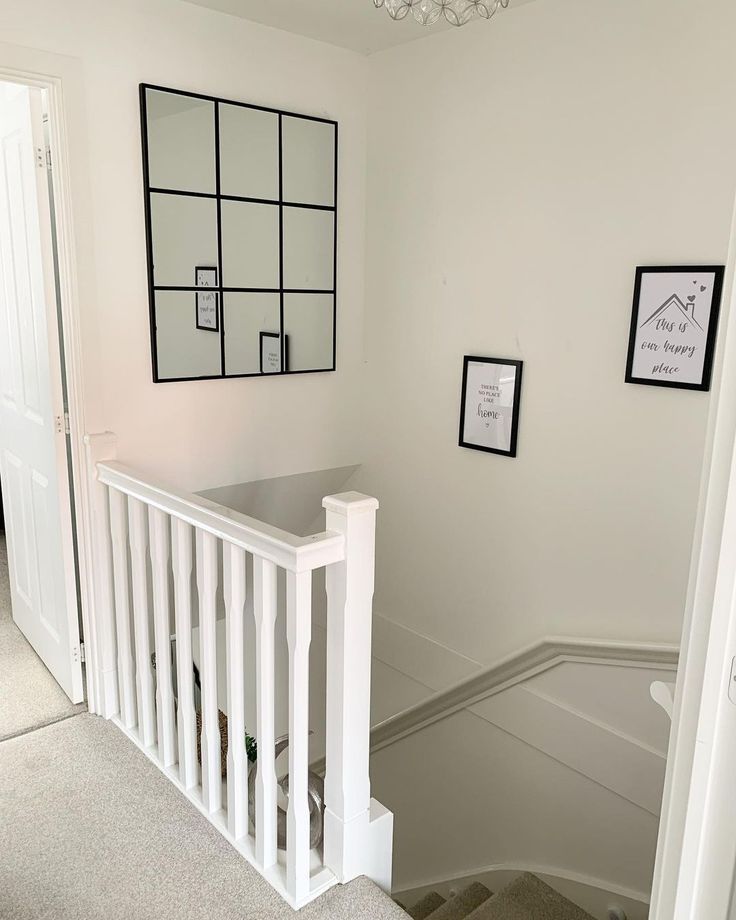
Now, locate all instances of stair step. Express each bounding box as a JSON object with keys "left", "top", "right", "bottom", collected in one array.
[
  {"left": 425, "top": 882, "right": 492, "bottom": 919},
  {"left": 465, "top": 874, "right": 595, "bottom": 920},
  {"left": 409, "top": 892, "right": 446, "bottom": 919}
]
